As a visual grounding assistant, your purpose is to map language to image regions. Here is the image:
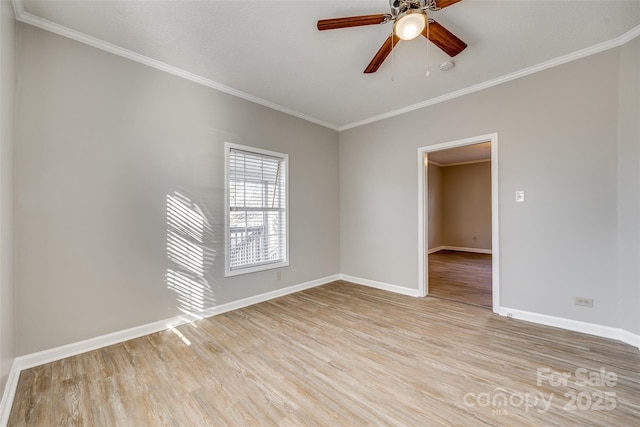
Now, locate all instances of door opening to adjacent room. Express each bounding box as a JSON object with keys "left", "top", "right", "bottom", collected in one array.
[{"left": 418, "top": 133, "right": 499, "bottom": 312}]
